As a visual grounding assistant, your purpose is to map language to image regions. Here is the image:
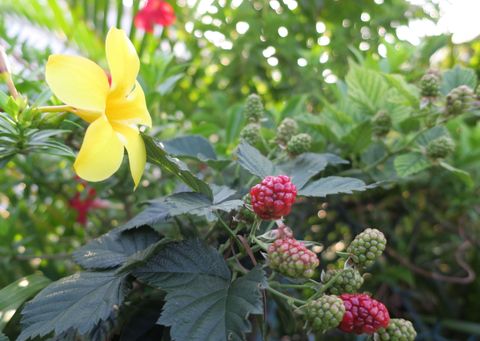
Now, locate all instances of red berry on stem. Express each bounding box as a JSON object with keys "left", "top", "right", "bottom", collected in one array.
[
  {"left": 339, "top": 293, "right": 390, "bottom": 334},
  {"left": 250, "top": 175, "right": 297, "bottom": 220}
]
